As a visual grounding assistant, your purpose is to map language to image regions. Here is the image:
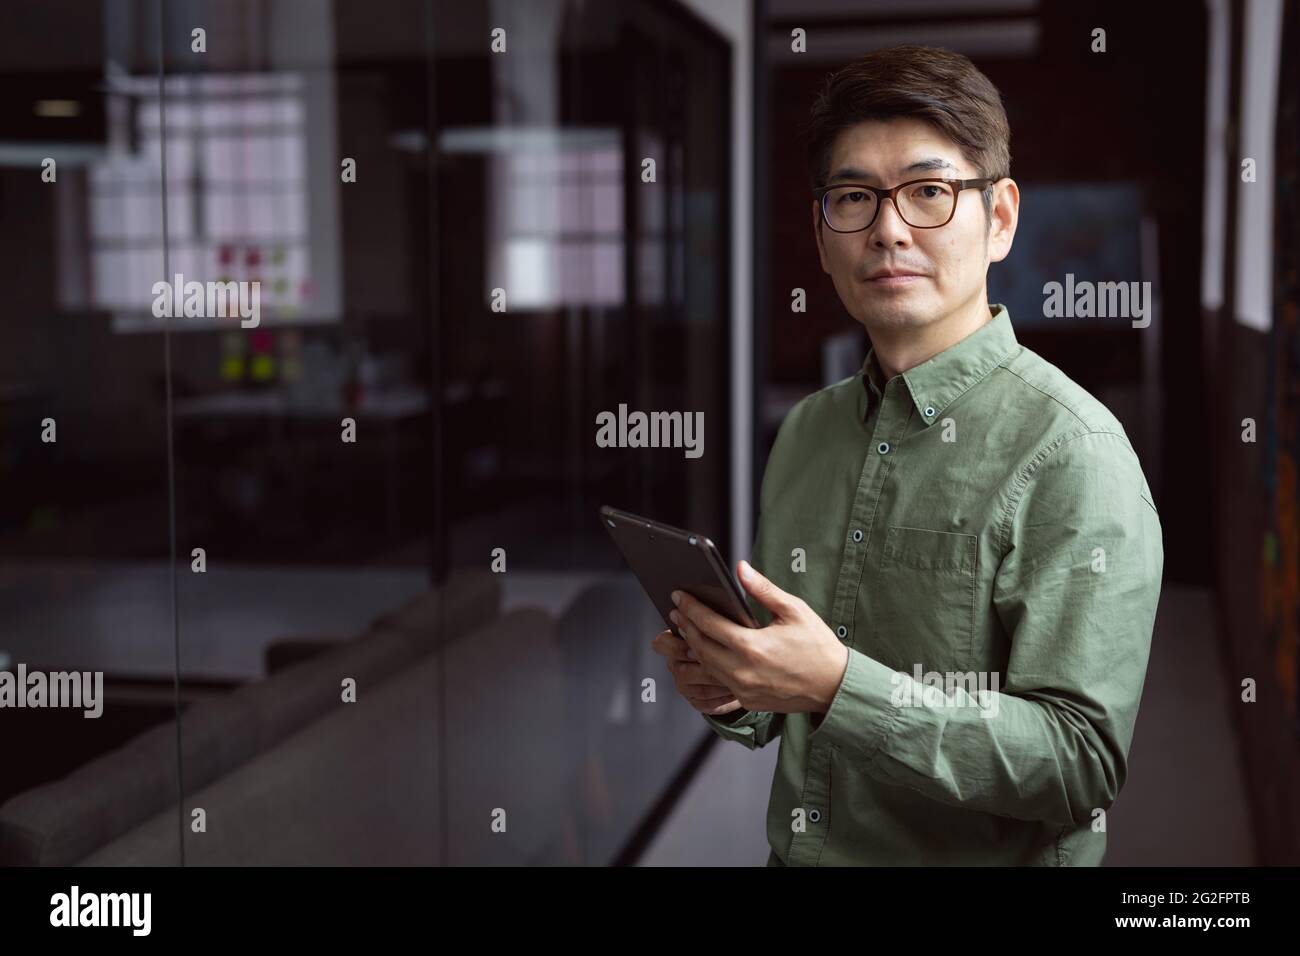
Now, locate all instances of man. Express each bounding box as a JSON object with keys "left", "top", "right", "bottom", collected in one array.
[{"left": 651, "top": 45, "right": 1163, "bottom": 866}]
